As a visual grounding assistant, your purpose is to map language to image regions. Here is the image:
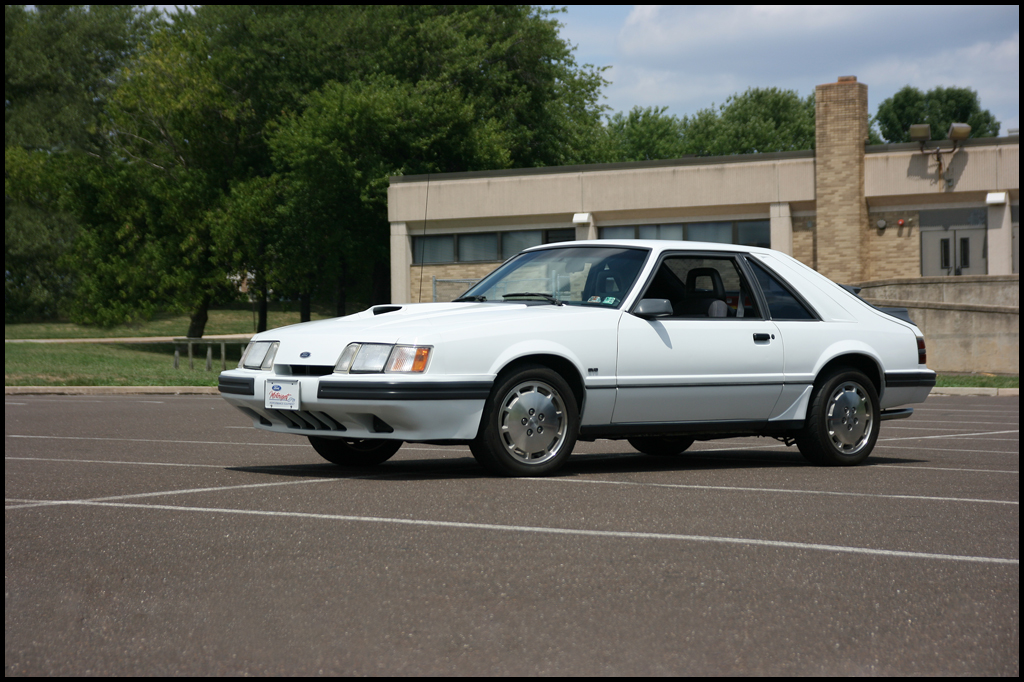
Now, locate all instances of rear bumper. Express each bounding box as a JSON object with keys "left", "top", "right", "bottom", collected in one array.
[{"left": 881, "top": 370, "right": 936, "bottom": 408}]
